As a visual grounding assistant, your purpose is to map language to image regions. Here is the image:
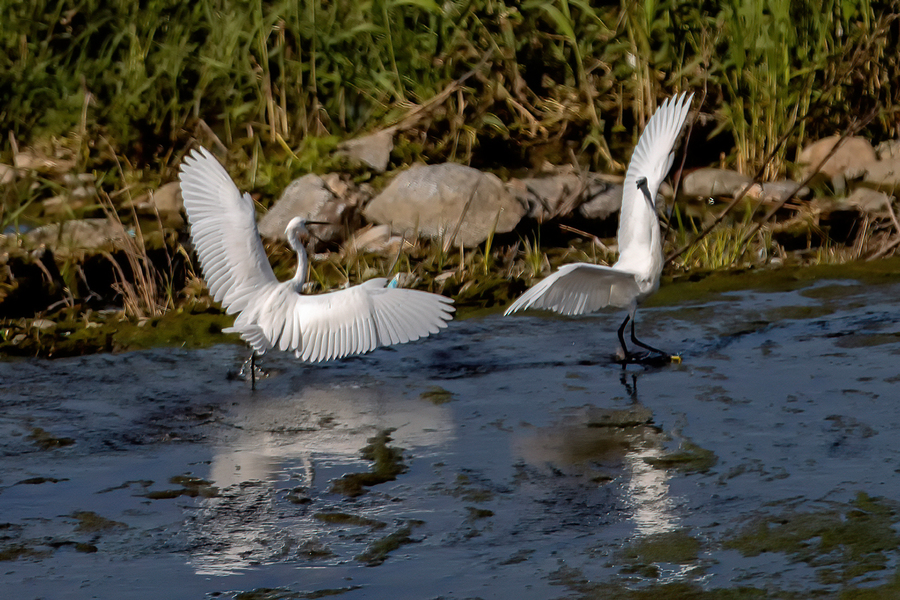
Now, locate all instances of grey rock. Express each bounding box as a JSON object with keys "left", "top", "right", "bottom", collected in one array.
[
  {"left": 16, "top": 219, "right": 130, "bottom": 252},
  {"left": 507, "top": 173, "right": 618, "bottom": 220},
  {"left": 42, "top": 195, "right": 89, "bottom": 219},
  {"left": 579, "top": 184, "right": 624, "bottom": 220},
  {"left": 363, "top": 163, "right": 526, "bottom": 248},
  {"left": 681, "top": 168, "right": 752, "bottom": 198},
  {"left": 744, "top": 180, "right": 811, "bottom": 202},
  {"left": 863, "top": 157, "right": 900, "bottom": 191},
  {"left": 13, "top": 149, "right": 76, "bottom": 175},
  {"left": 875, "top": 139, "right": 900, "bottom": 160},
  {"left": 846, "top": 187, "right": 892, "bottom": 213},
  {"left": 257, "top": 173, "right": 352, "bottom": 243},
  {"left": 127, "top": 181, "right": 184, "bottom": 228},
  {"left": 342, "top": 224, "right": 403, "bottom": 255},
  {"left": 798, "top": 136, "right": 877, "bottom": 180},
  {"left": 762, "top": 180, "right": 811, "bottom": 200},
  {"left": 0, "top": 164, "right": 16, "bottom": 185},
  {"left": 336, "top": 130, "right": 394, "bottom": 172}
]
